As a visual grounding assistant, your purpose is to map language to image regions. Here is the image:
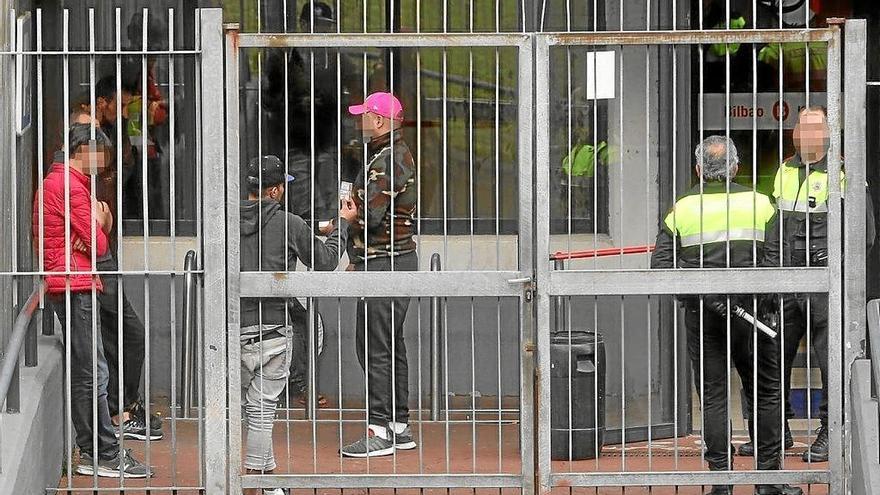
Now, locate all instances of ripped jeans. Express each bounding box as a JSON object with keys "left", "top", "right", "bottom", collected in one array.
[{"left": 240, "top": 325, "right": 292, "bottom": 471}]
